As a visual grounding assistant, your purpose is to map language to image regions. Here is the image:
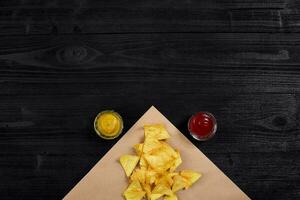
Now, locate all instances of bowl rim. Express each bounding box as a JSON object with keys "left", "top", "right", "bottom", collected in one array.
[
  {"left": 188, "top": 111, "right": 217, "bottom": 141},
  {"left": 94, "top": 110, "right": 124, "bottom": 140}
]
